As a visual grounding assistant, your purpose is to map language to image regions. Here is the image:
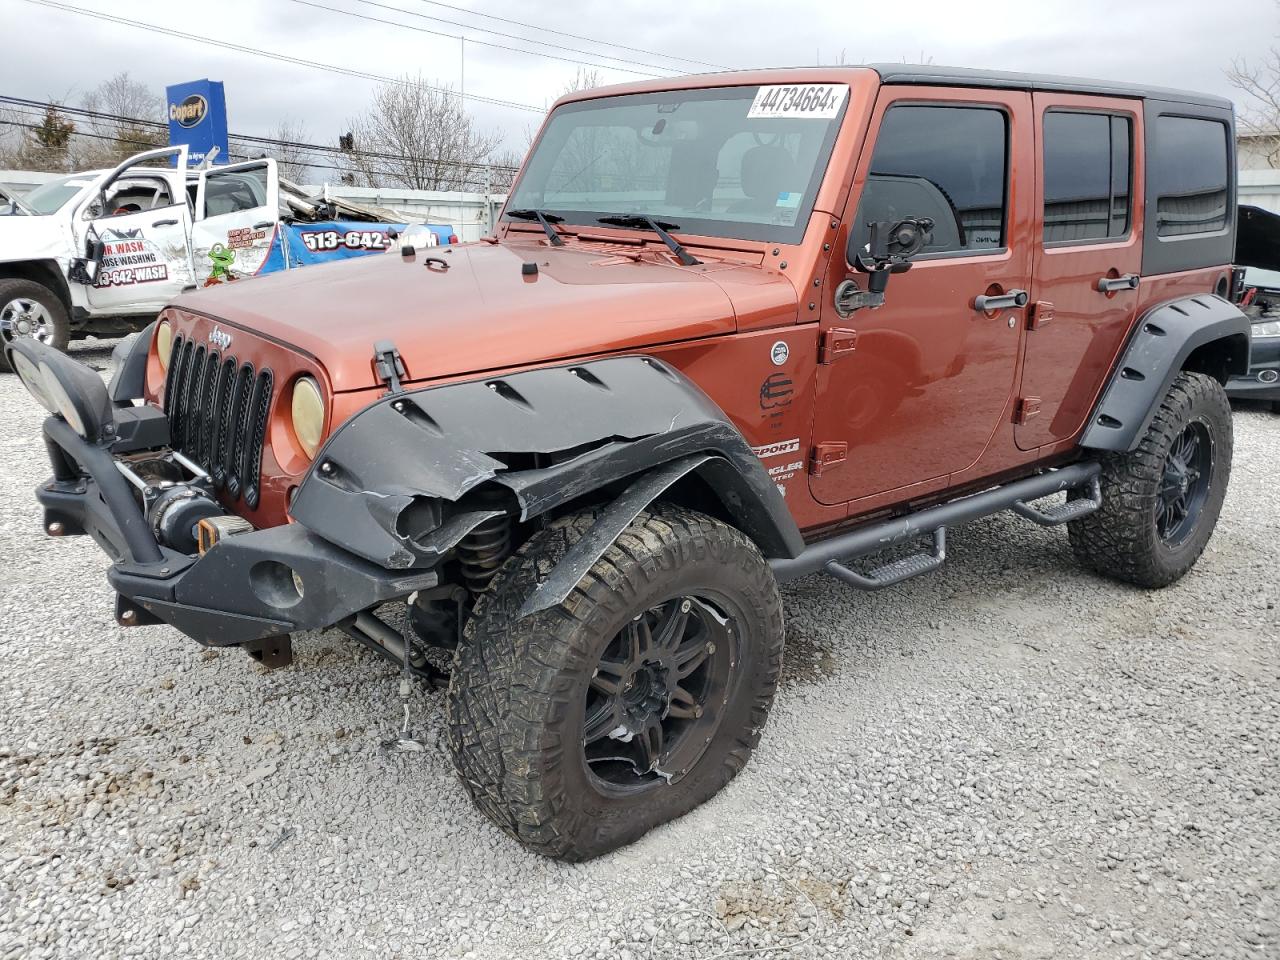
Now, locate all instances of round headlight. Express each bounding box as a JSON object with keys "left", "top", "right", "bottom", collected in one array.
[
  {"left": 39, "top": 361, "right": 87, "bottom": 437},
  {"left": 155, "top": 319, "right": 173, "bottom": 371},
  {"left": 290, "top": 376, "right": 325, "bottom": 460},
  {"left": 11, "top": 350, "right": 57, "bottom": 413}
]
